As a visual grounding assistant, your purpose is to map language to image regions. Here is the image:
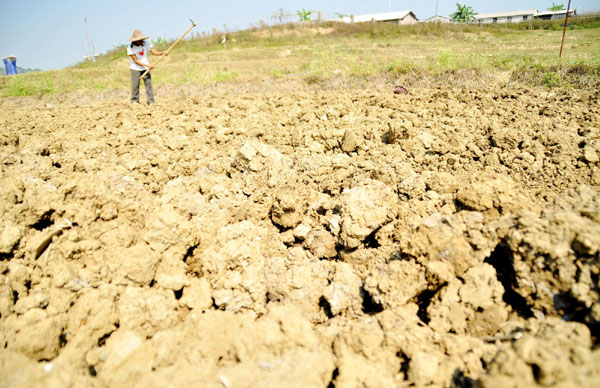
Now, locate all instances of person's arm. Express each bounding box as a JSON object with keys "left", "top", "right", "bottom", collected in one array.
[
  {"left": 129, "top": 54, "right": 154, "bottom": 70},
  {"left": 150, "top": 48, "right": 168, "bottom": 56}
]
